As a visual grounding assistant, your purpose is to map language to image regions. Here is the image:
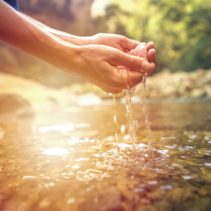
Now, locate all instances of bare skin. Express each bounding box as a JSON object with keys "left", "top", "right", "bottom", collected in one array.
[
  {"left": 20, "top": 14, "right": 156, "bottom": 66},
  {"left": 0, "top": 1, "right": 156, "bottom": 93}
]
